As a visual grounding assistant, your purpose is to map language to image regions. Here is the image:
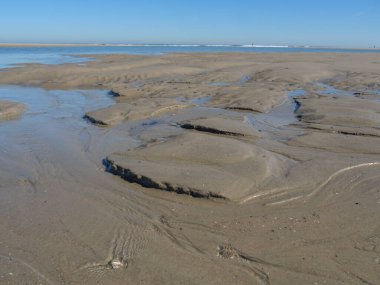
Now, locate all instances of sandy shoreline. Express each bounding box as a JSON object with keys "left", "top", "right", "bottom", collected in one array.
[{"left": 1, "top": 52, "right": 380, "bottom": 284}]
